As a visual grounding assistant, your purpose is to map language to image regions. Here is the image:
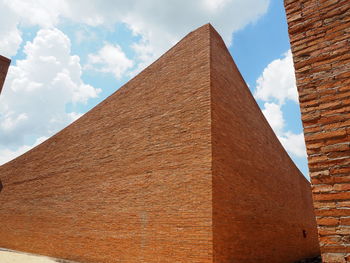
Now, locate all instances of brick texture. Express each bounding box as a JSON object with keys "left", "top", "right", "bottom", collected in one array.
[
  {"left": 209, "top": 25, "right": 319, "bottom": 262},
  {"left": 0, "top": 55, "right": 10, "bottom": 94},
  {"left": 0, "top": 24, "right": 319, "bottom": 262},
  {"left": 284, "top": 0, "right": 350, "bottom": 261}
]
